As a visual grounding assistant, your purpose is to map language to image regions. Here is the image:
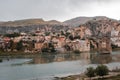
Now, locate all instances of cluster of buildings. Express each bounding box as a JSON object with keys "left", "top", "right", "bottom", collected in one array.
[
  {"left": 1, "top": 25, "right": 120, "bottom": 54},
  {"left": 111, "top": 28, "right": 120, "bottom": 47},
  {"left": 0, "top": 27, "right": 91, "bottom": 53}
]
